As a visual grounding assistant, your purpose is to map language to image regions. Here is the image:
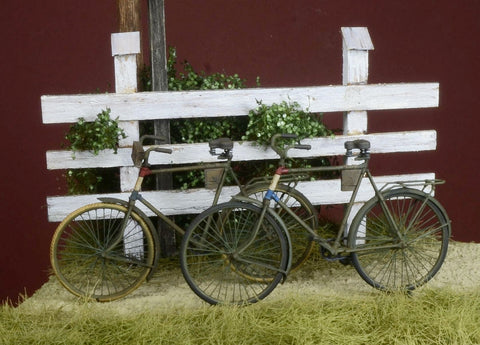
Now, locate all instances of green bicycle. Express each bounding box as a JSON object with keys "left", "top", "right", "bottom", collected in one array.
[{"left": 181, "top": 134, "right": 451, "bottom": 305}]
